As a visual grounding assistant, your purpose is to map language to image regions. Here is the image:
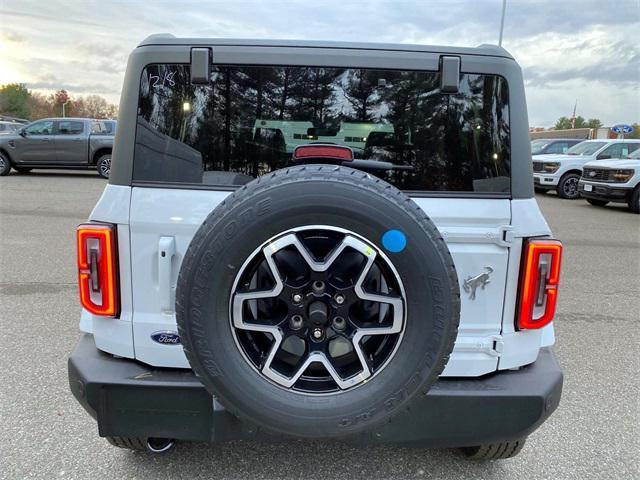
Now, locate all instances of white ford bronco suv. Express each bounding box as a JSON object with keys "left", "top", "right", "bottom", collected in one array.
[
  {"left": 68, "top": 35, "right": 564, "bottom": 459},
  {"left": 533, "top": 139, "right": 640, "bottom": 199}
]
